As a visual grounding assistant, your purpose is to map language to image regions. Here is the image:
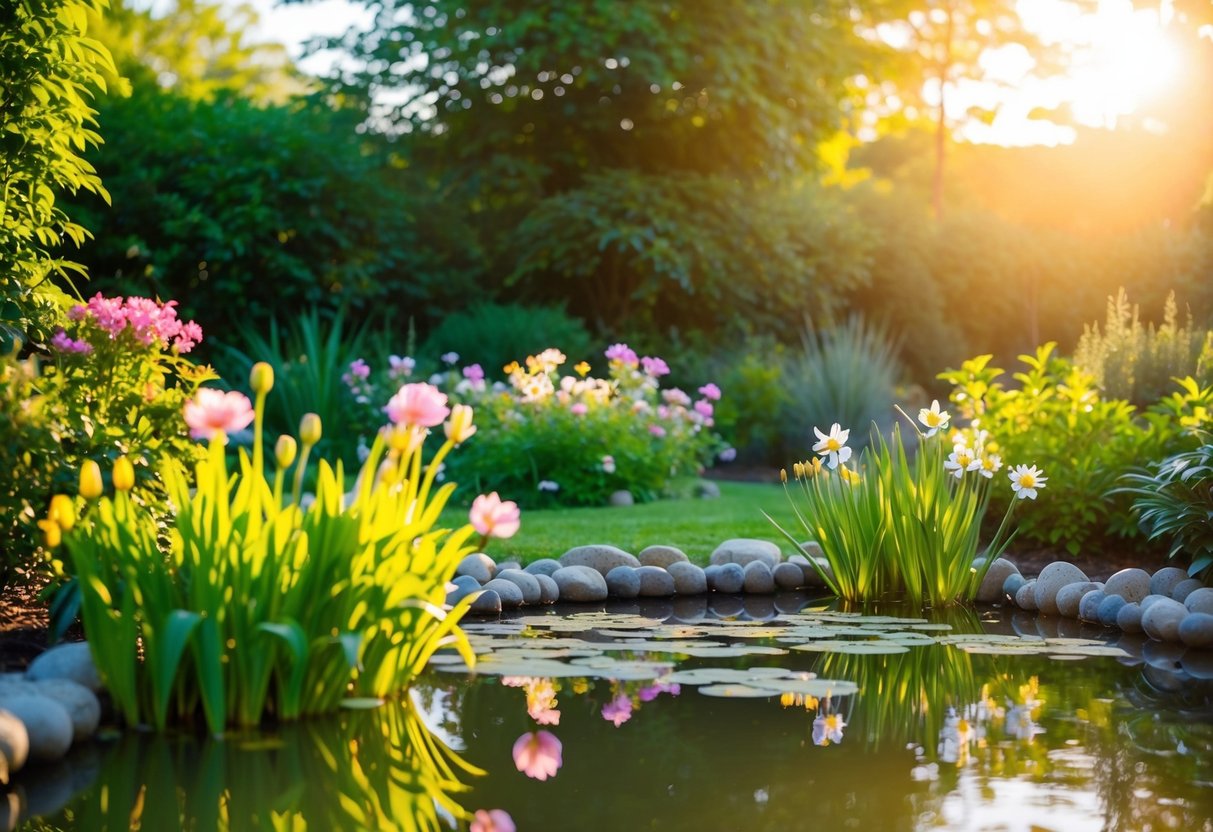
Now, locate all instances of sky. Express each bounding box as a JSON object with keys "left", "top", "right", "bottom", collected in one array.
[{"left": 144, "top": 0, "right": 1193, "bottom": 147}]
